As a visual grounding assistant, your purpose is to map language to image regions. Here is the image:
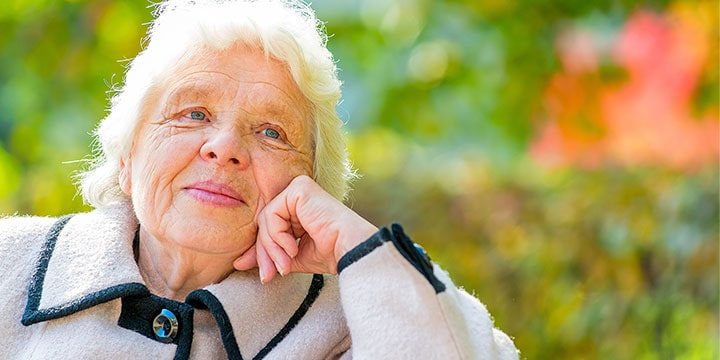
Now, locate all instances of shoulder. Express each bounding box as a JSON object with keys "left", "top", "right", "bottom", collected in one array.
[
  {"left": 0, "top": 214, "right": 58, "bottom": 231},
  {"left": 0, "top": 215, "right": 59, "bottom": 252},
  {"left": 0, "top": 202, "right": 134, "bottom": 253},
  {"left": 0, "top": 215, "right": 66, "bottom": 279},
  {"left": 0, "top": 215, "right": 61, "bottom": 303}
]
